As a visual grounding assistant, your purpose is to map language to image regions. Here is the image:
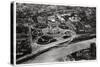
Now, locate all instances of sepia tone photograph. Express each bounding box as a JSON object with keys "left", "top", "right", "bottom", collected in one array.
[{"left": 13, "top": 2, "right": 96, "bottom": 64}]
